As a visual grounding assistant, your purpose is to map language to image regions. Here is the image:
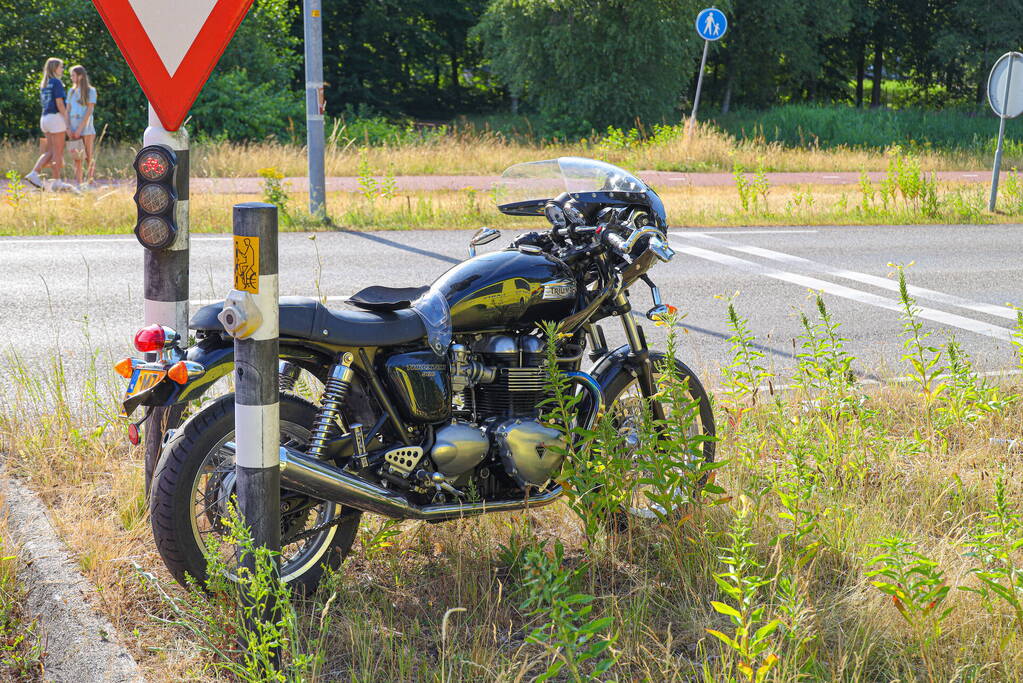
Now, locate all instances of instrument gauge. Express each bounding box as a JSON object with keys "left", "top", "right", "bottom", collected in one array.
[
  {"left": 544, "top": 202, "right": 567, "bottom": 229},
  {"left": 563, "top": 204, "right": 585, "bottom": 225}
]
